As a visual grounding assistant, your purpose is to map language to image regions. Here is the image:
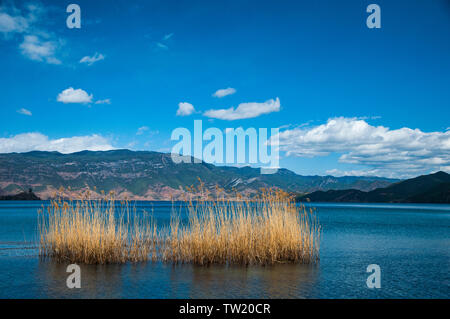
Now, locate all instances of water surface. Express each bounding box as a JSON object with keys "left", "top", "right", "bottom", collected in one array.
[{"left": 0, "top": 201, "right": 448, "bottom": 298}]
